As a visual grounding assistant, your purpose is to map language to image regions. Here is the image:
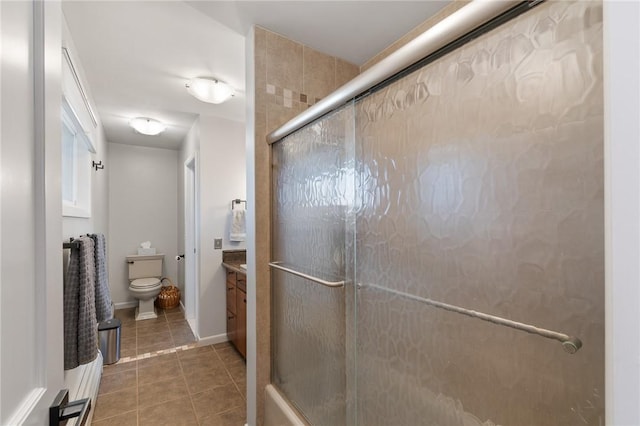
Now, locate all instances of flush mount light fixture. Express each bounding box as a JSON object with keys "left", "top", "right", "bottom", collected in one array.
[
  {"left": 185, "top": 77, "right": 235, "bottom": 104},
  {"left": 130, "top": 117, "right": 166, "bottom": 136}
]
